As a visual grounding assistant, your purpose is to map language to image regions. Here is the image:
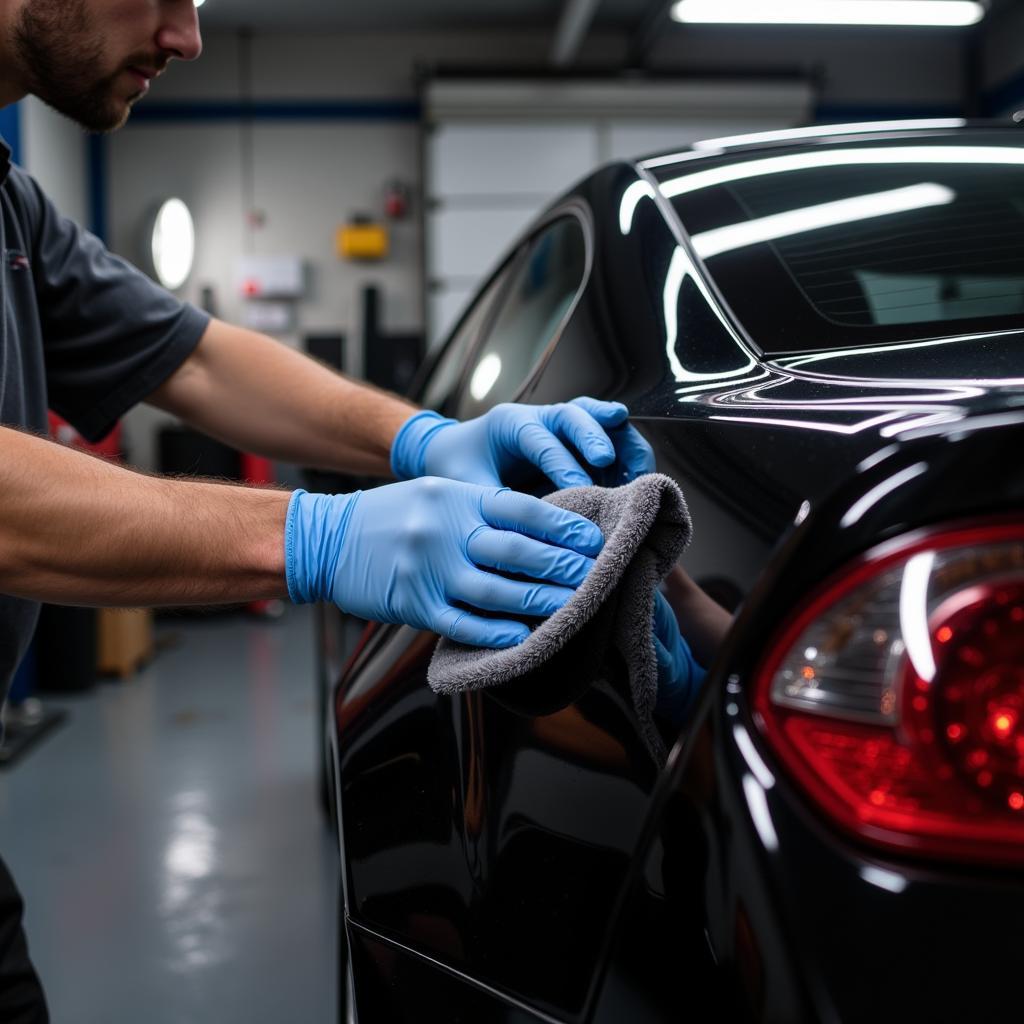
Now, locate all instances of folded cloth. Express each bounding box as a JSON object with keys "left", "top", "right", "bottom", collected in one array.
[{"left": 427, "top": 473, "right": 692, "bottom": 762}]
